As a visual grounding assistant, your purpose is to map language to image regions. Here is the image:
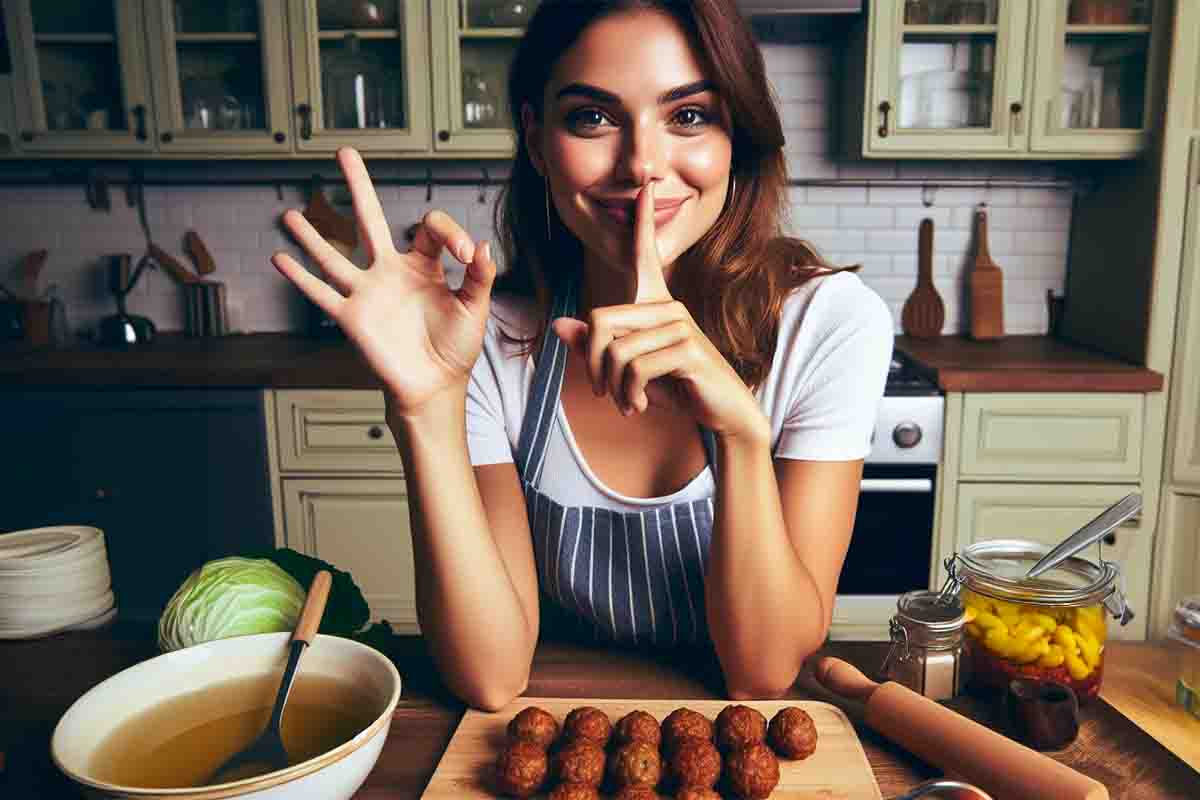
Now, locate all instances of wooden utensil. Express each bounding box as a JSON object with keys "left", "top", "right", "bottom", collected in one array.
[
  {"left": 424, "top": 697, "right": 882, "bottom": 798},
  {"left": 183, "top": 230, "right": 216, "bottom": 275},
  {"left": 148, "top": 243, "right": 200, "bottom": 284},
  {"left": 969, "top": 208, "right": 1005, "bottom": 340},
  {"left": 303, "top": 176, "right": 357, "bottom": 259},
  {"left": 901, "top": 218, "right": 945, "bottom": 338},
  {"left": 811, "top": 657, "right": 1109, "bottom": 800},
  {"left": 19, "top": 250, "right": 48, "bottom": 299},
  {"left": 208, "top": 571, "right": 332, "bottom": 785}
]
